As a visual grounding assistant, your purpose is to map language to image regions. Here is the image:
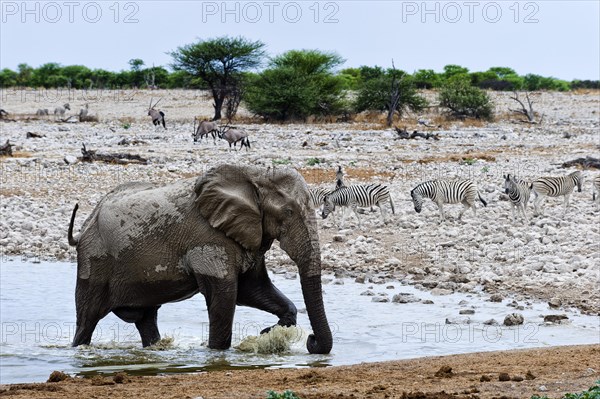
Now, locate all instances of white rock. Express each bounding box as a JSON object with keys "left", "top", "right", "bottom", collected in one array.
[{"left": 64, "top": 155, "right": 78, "bottom": 165}]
